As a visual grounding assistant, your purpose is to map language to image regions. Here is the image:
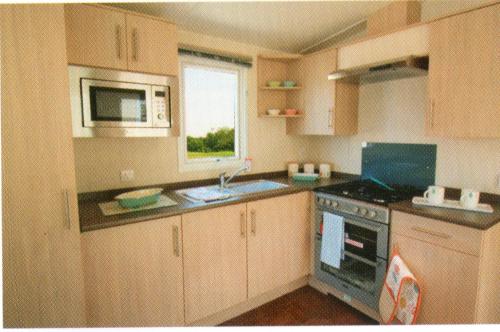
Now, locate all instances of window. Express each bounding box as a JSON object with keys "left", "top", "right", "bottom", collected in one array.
[{"left": 178, "top": 56, "right": 247, "bottom": 172}]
